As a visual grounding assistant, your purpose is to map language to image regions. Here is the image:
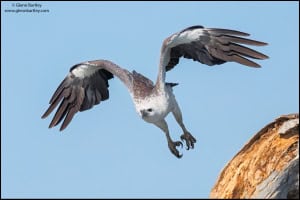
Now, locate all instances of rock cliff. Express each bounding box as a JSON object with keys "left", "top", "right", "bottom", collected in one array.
[{"left": 210, "top": 113, "right": 299, "bottom": 199}]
